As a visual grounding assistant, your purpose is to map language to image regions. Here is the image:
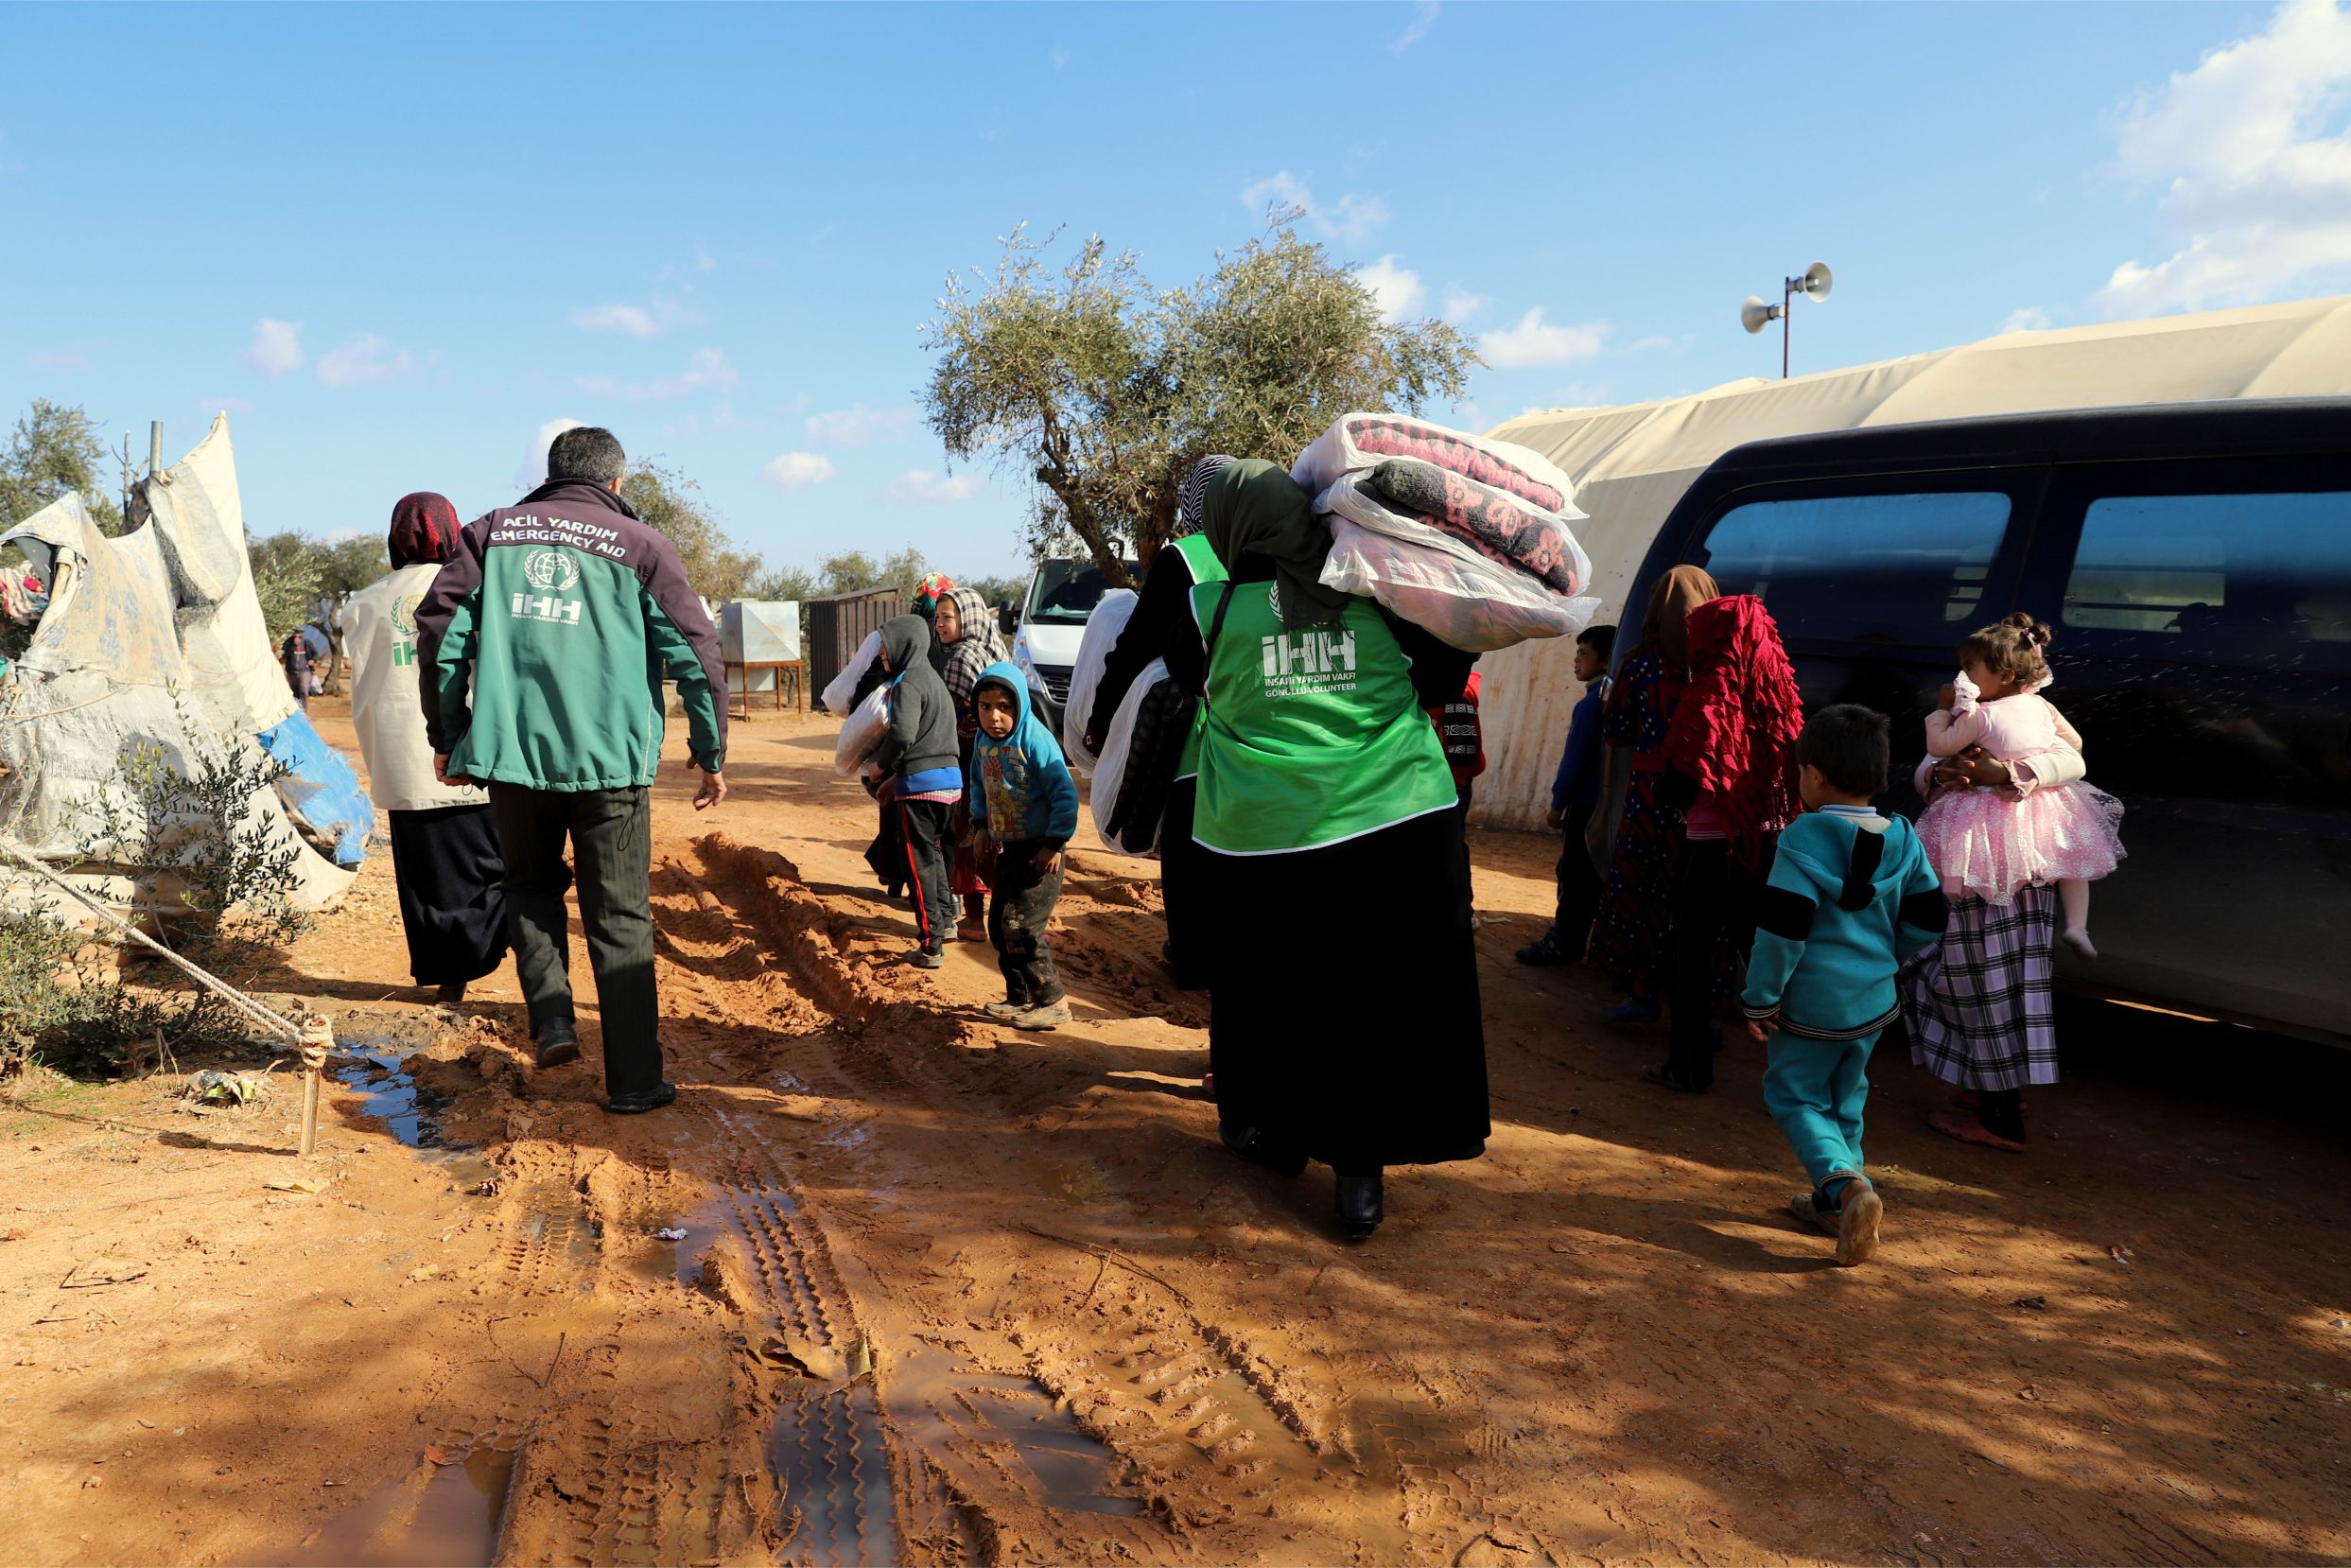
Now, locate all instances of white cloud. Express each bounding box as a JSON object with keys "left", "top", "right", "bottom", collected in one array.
[
  {"left": 243, "top": 318, "right": 305, "bottom": 376},
  {"left": 1355, "top": 255, "right": 1427, "bottom": 322},
  {"left": 28, "top": 344, "right": 88, "bottom": 373},
  {"left": 2095, "top": 0, "right": 2351, "bottom": 315},
  {"left": 2000, "top": 306, "right": 2055, "bottom": 334},
  {"left": 1391, "top": 0, "right": 1441, "bottom": 54},
  {"left": 517, "top": 418, "right": 586, "bottom": 488},
  {"left": 316, "top": 333, "right": 419, "bottom": 388},
  {"left": 880, "top": 470, "right": 980, "bottom": 505},
  {"left": 763, "top": 452, "right": 837, "bottom": 490},
  {"left": 1439, "top": 285, "right": 1489, "bottom": 325},
  {"left": 1240, "top": 170, "right": 1390, "bottom": 244},
  {"left": 569, "top": 297, "right": 702, "bottom": 339},
  {"left": 1479, "top": 308, "right": 1611, "bottom": 370},
  {"left": 575, "top": 346, "right": 741, "bottom": 402},
  {"left": 805, "top": 404, "right": 917, "bottom": 449}
]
